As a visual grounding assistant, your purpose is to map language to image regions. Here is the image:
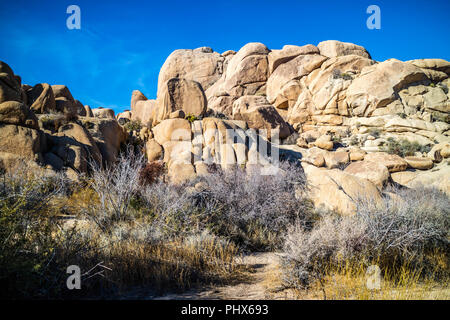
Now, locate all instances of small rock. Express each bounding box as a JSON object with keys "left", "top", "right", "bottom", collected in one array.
[{"left": 314, "top": 135, "right": 334, "bottom": 150}]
